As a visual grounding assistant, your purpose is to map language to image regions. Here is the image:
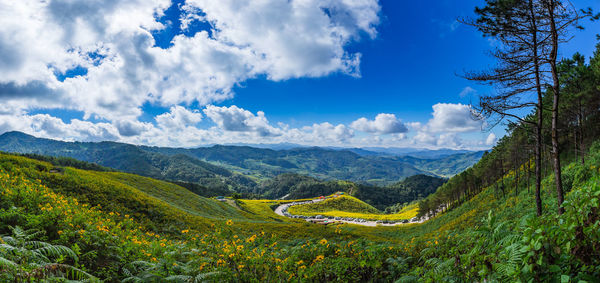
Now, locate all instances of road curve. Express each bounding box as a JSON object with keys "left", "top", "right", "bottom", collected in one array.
[{"left": 273, "top": 198, "right": 426, "bottom": 227}]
